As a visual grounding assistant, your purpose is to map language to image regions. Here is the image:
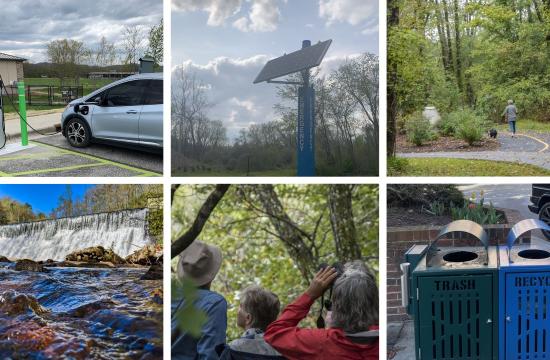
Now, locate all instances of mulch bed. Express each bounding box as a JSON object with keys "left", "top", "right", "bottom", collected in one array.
[
  {"left": 396, "top": 134, "right": 500, "bottom": 153},
  {"left": 387, "top": 207, "right": 453, "bottom": 227}
]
